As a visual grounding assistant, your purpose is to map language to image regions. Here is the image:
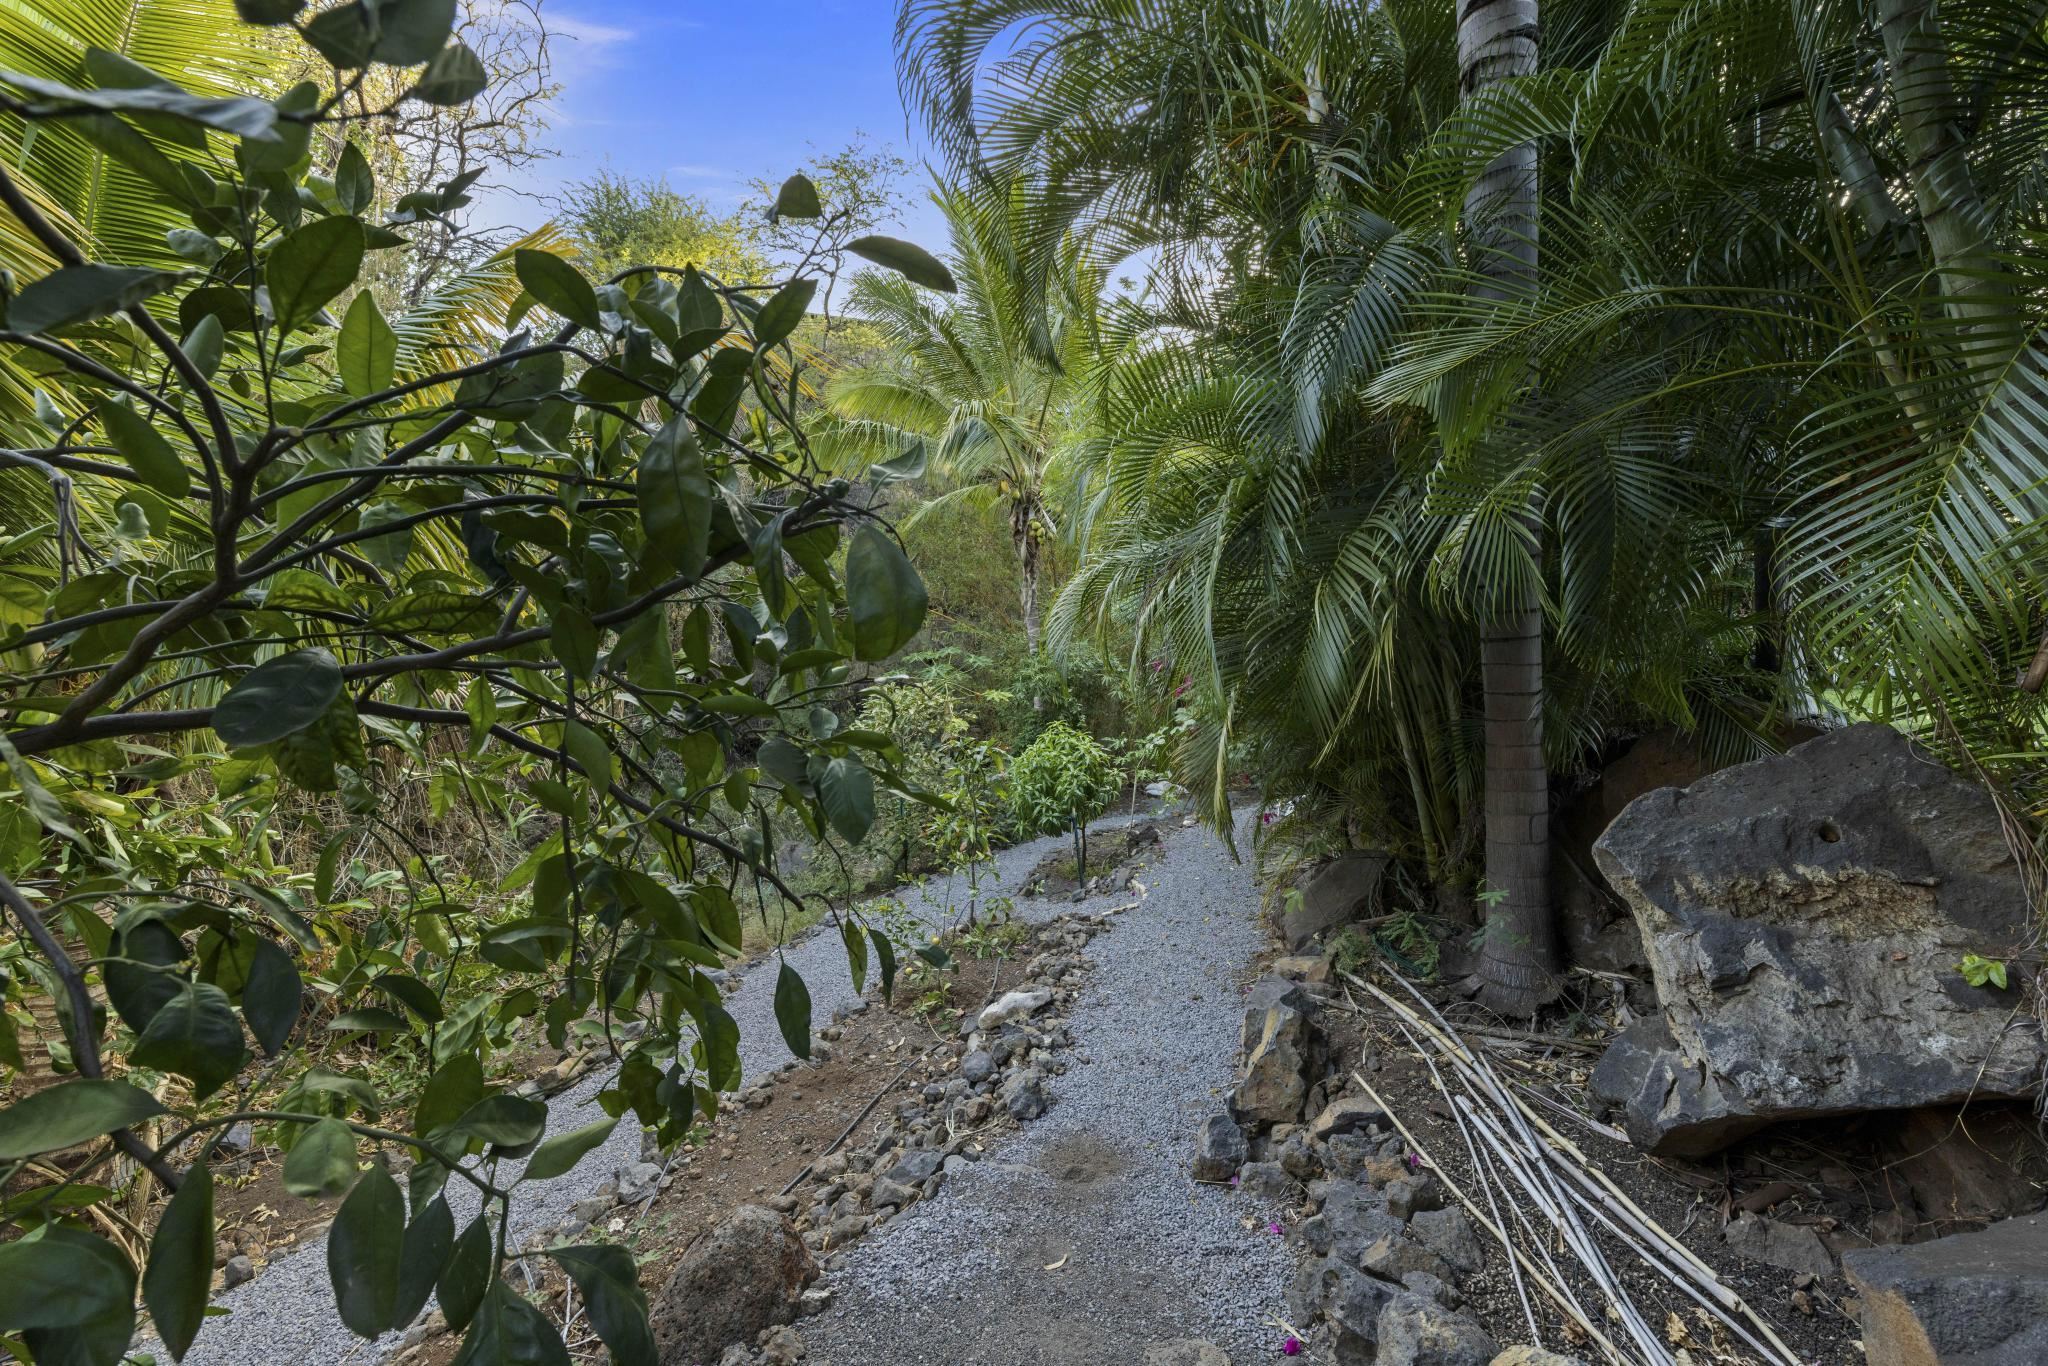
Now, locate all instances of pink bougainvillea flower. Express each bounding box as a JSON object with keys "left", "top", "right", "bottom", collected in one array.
[
  {"left": 1261, "top": 811, "right": 1277, "bottom": 825},
  {"left": 1405, "top": 1152, "right": 1422, "bottom": 1171},
  {"left": 1282, "top": 1337, "right": 1303, "bottom": 1356},
  {"left": 1230, "top": 1174, "right": 1241, "bottom": 1188},
  {"left": 1268, "top": 1221, "right": 1285, "bottom": 1235}
]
